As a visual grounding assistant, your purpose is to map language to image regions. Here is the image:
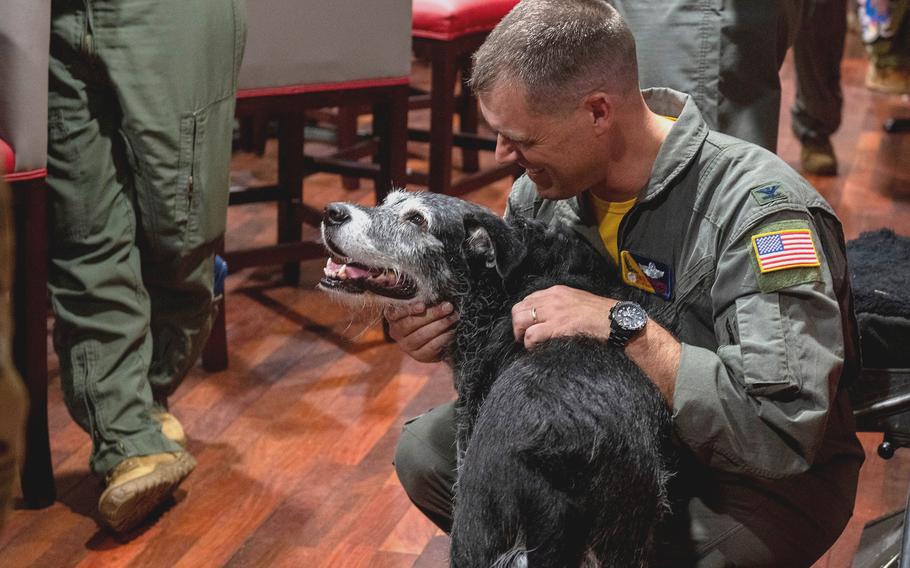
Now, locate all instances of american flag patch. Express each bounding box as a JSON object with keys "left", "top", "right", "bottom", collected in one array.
[{"left": 752, "top": 229, "right": 820, "bottom": 273}]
